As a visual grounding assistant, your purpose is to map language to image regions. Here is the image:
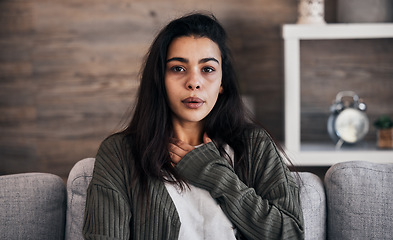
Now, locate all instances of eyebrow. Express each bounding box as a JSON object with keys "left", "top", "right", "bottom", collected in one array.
[{"left": 166, "top": 57, "right": 220, "bottom": 64}]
